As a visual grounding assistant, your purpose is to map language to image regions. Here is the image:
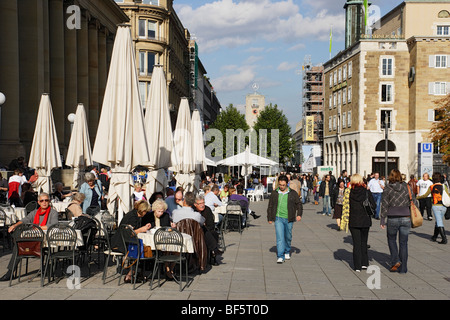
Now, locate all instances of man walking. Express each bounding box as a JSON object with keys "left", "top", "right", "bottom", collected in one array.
[
  {"left": 267, "top": 175, "right": 302, "bottom": 264},
  {"left": 367, "top": 172, "right": 384, "bottom": 219},
  {"left": 417, "top": 173, "right": 433, "bottom": 220}
]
